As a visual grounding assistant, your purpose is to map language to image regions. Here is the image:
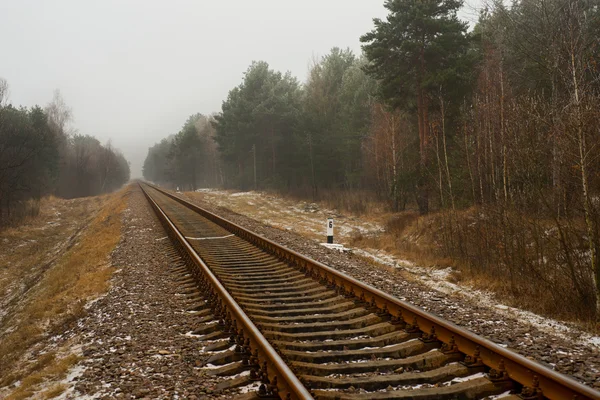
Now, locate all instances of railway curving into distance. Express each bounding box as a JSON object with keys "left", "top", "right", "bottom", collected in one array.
[{"left": 140, "top": 183, "right": 600, "bottom": 400}]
